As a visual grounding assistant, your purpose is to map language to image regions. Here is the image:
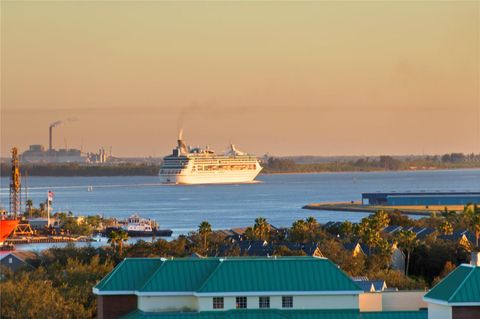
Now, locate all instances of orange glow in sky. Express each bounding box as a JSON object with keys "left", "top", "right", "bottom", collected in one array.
[{"left": 2, "top": 1, "right": 479, "bottom": 157}]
